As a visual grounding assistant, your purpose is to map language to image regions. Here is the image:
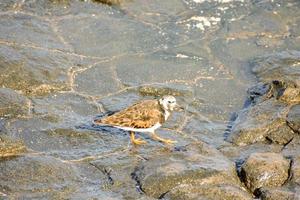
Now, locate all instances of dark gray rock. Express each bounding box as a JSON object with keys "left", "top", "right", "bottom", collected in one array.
[
  {"left": 0, "top": 155, "right": 117, "bottom": 199},
  {"left": 241, "top": 152, "right": 290, "bottom": 193},
  {"left": 258, "top": 187, "right": 295, "bottom": 200},
  {"left": 164, "top": 184, "right": 252, "bottom": 200},
  {"left": 135, "top": 142, "right": 249, "bottom": 199},
  {"left": 287, "top": 104, "right": 300, "bottom": 133},
  {"left": 228, "top": 99, "right": 295, "bottom": 146},
  {"left": 0, "top": 155, "right": 78, "bottom": 195},
  {"left": 73, "top": 63, "right": 122, "bottom": 96},
  {"left": 0, "top": 13, "right": 66, "bottom": 50},
  {"left": 0, "top": 88, "right": 30, "bottom": 118},
  {"left": 0, "top": 44, "right": 89, "bottom": 96},
  {"left": 292, "top": 156, "right": 300, "bottom": 185},
  {"left": 252, "top": 51, "right": 300, "bottom": 87}
]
